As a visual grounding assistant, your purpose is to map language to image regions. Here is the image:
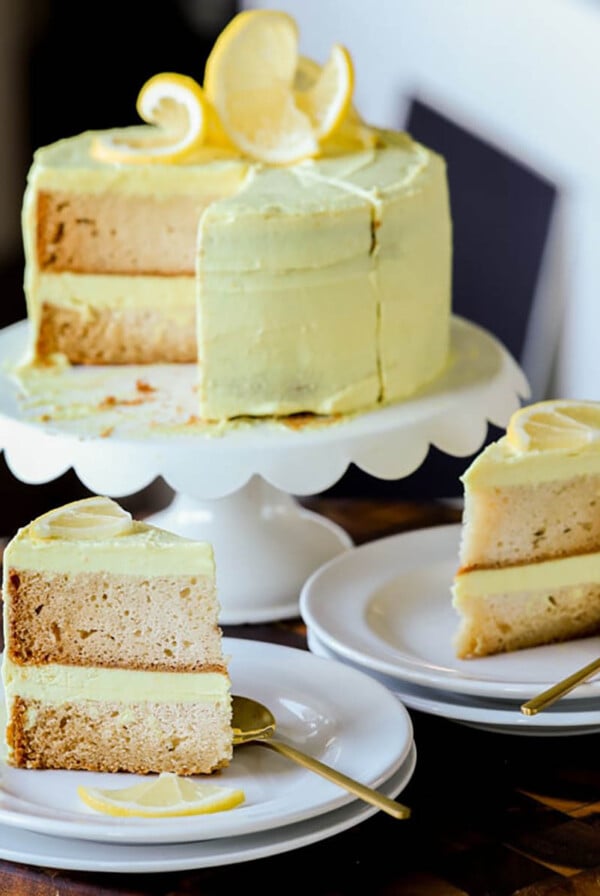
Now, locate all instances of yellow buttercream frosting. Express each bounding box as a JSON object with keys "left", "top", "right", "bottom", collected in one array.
[
  {"left": 2, "top": 655, "right": 228, "bottom": 705},
  {"left": 23, "top": 128, "right": 248, "bottom": 194},
  {"left": 196, "top": 133, "right": 450, "bottom": 418},
  {"left": 33, "top": 273, "right": 194, "bottom": 315},
  {"left": 5, "top": 515, "right": 214, "bottom": 576},
  {"left": 461, "top": 436, "right": 600, "bottom": 489},
  {"left": 453, "top": 551, "right": 600, "bottom": 598}
]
